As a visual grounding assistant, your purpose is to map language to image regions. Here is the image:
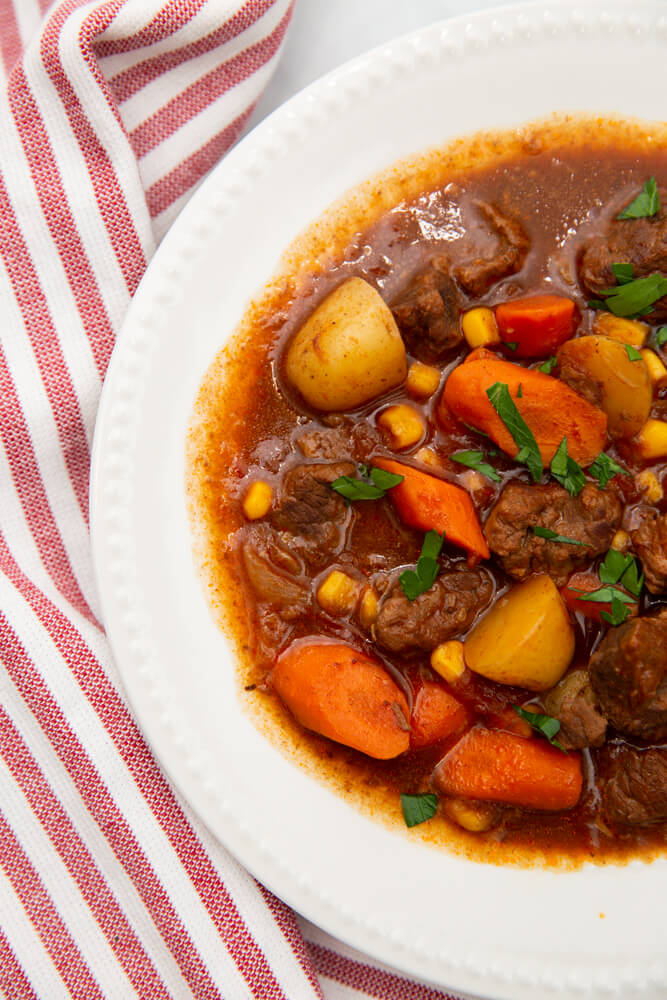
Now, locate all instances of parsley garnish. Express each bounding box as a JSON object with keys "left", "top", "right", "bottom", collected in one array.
[
  {"left": 589, "top": 269, "right": 667, "bottom": 318},
  {"left": 550, "top": 438, "right": 586, "bottom": 497},
  {"left": 616, "top": 177, "right": 660, "bottom": 220},
  {"left": 611, "top": 262, "right": 635, "bottom": 284},
  {"left": 624, "top": 344, "right": 643, "bottom": 362},
  {"left": 538, "top": 356, "right": 558, "bottom": 374},
  {"left": 513, "top": 707, "right": 566, "bottom": 751},
  {"left": 401, "top": 792, "right": 438, "bottom": 828},
  {"left": 505, "top": 341, "right": 518, "bottom": 352},
  {"left": 532, "top": 526, "right": 589, "bottom": 547},
  {"left": 657, "top": 327, "right": 667, "bottom": 348},
  {"left": 486, "top": 382, "right": 543, "bottom": 483},
  {"left": 572, "top": 585, "right": 635, "bottom": 626},
  {"left": 588, "top": 452, "right": 630, "bottom": 489},
  {"left": 451, "top": 450, "right": 501, "bottom": 483},
  {"left": 599, "top": 549, "right": 643, "bottom": 598},
  {"left": 399, "top": 530, "right": 445, "bottom": 601},
  {"left": 517, "top": 384, "right": 523, "bottom": 398},
  {"left": 330, "top": 464, "right": 403, "bottom": 501}
]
